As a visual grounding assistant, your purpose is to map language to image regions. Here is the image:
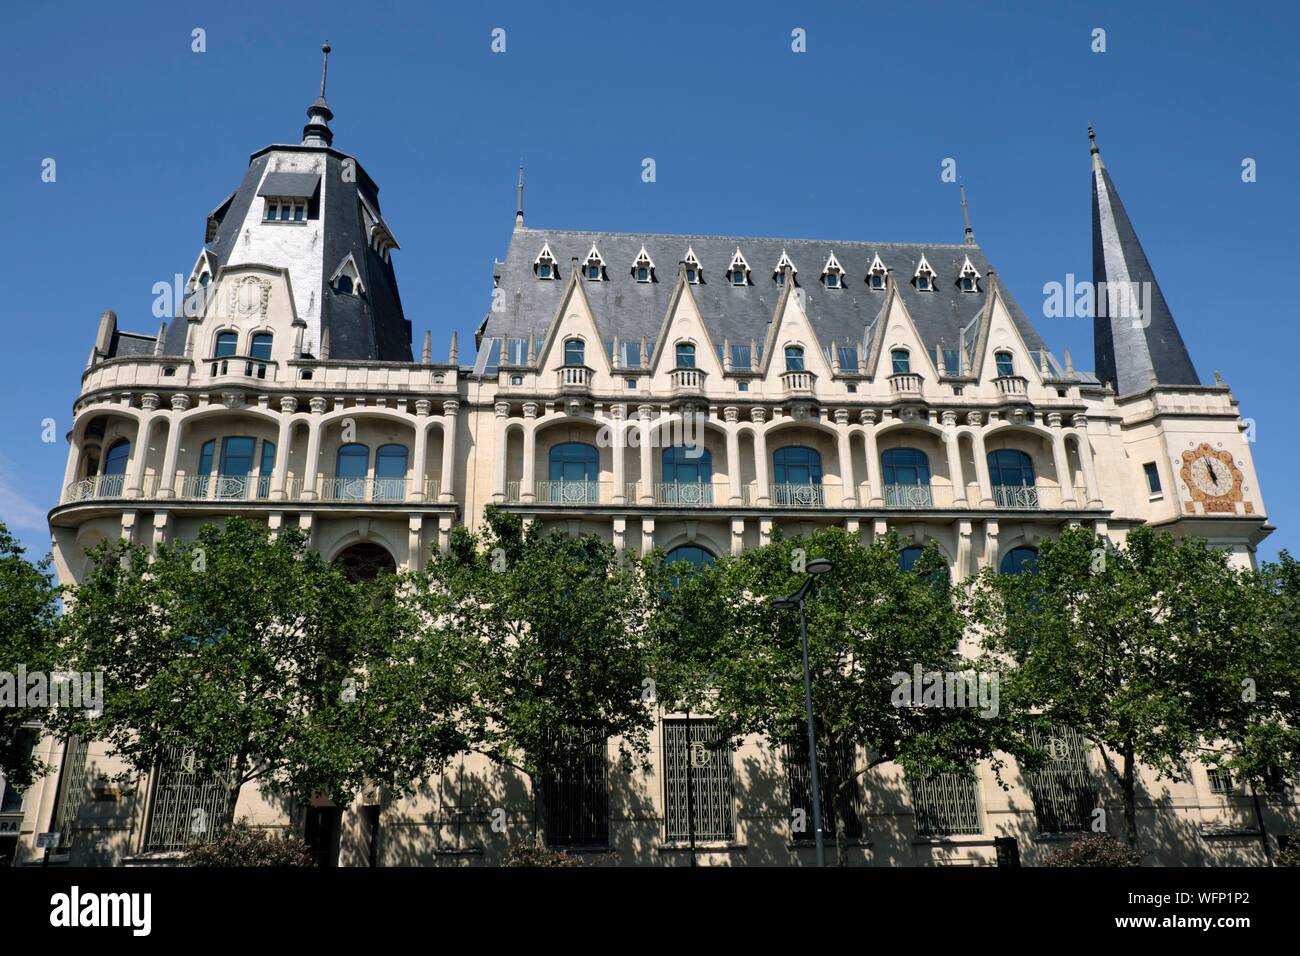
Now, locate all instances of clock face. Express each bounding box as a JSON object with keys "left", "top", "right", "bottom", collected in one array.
[{"left": 1189, "top": 454, "right": 1235, "bottom": 497}]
